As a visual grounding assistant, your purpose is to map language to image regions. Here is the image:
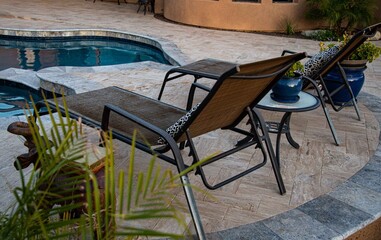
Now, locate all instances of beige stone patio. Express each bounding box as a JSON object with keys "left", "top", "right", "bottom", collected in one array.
[{"left": 0, "top": 0, "right": 380, "bottom": 236}]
